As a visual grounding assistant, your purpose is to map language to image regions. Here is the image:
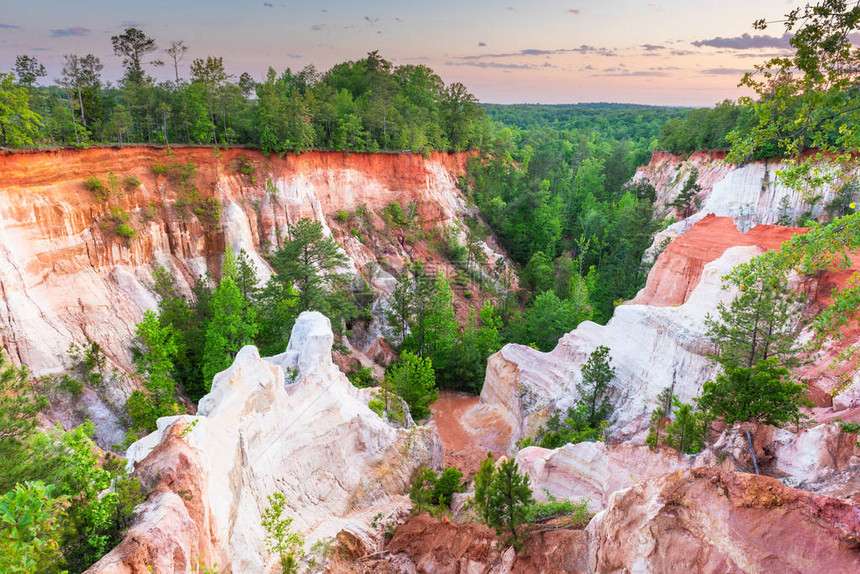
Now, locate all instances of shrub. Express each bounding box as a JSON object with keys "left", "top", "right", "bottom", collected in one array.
[
  {"left": 386, "top": 351, "right": 437, "bottom": 420},
  {"left": 408, "top": 466, "right": 464, "bottom": 511},
  {"left": 524, "top": 493, "right": 591, "bottom": 527},
  {"left": 123, "top": 175, "right": 141, "bottom": 191},
  {"left": 334, "top": 210, "right": 350, "bottom": 223},
  {"left": 115, "top": 223, "right": 137, "bottom": 240},
  {"left": 348, "top": 367, "right": 377, "bottom": 388},
  {"left": 83, "top": 176, "right": 108, "bottom": 201},
  {"left": 262, "top": 492, "right": 304, "bottom": 574}
]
